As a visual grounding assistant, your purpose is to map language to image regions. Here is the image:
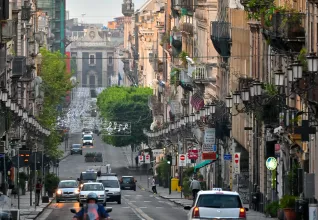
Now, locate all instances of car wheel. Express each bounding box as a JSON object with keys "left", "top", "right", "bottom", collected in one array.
[
  {"left": 80, "top": 152, "right": 82, "bottom": 155},
  {"left": 71, "top": 153, "right": 73, "bottom": 155},
  {"left": 79, "top": 203, "right": 83, "bottom": 207},
  {"left": 103, "top": 202, "right": 106, "bottom": 206},
  {"left": 56, "top": 200, "right": 60, "bottom": 203},
  {"left": 134, "top": 187, "right": 136, "bottom": 191},
  {"left": 117, "top": 199, "right": 121, "bottom": 204}
]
